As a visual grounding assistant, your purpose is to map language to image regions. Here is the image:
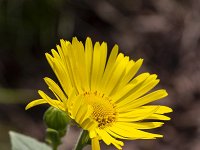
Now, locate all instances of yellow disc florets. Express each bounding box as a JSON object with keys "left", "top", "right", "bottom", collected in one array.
[{"left": 84, "top": 91, "right": 117, "bottom": 129}]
